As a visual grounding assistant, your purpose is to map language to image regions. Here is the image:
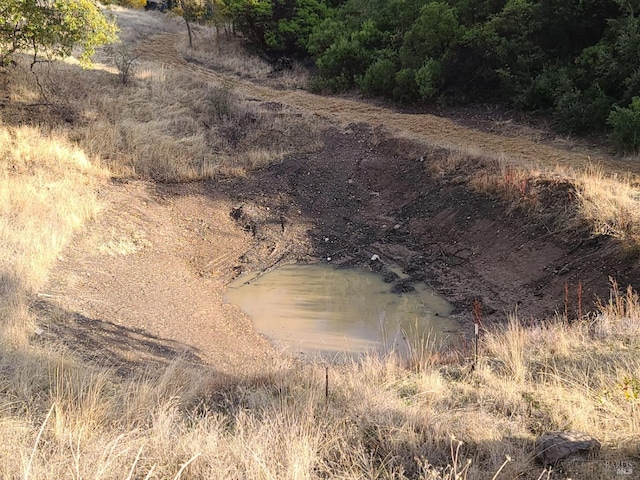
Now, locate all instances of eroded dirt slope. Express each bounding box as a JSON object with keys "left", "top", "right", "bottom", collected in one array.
[{"left": 37, "top": 181, "right": 277, "bottom": 374}]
